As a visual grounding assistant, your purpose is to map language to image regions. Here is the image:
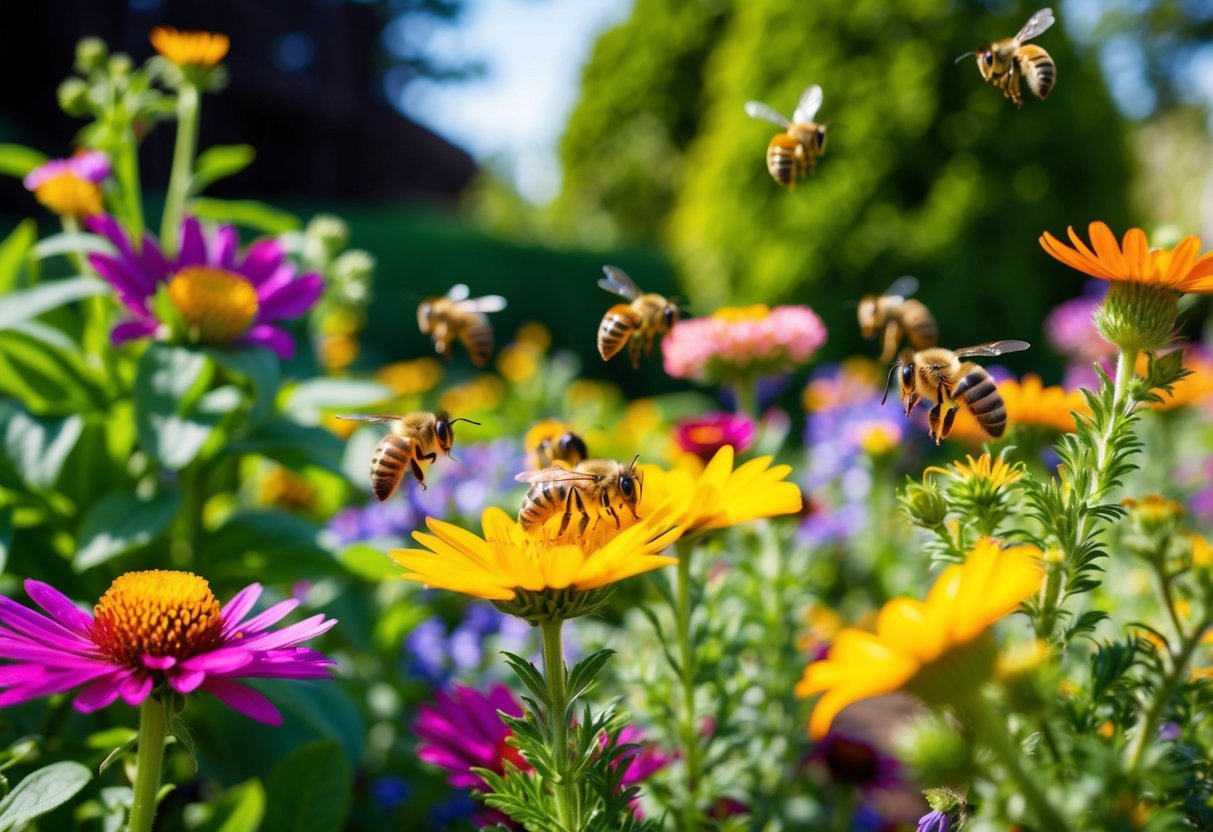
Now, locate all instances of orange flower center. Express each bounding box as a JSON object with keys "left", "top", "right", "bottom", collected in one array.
[
  {"left": 91, "top": 570, "right": 224, "bottom": 667},
  {"left": 168, "top": 266, "right": 259, "bottom": 343},
  {"left": 711, "top": 304, "right": 771, "bottom": 322},
  {"left": 33, "top": 173, "right": 102, "bottom": 217},
  {"left": 150, "top": 27, "right": 230, "bottom": 68}
]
